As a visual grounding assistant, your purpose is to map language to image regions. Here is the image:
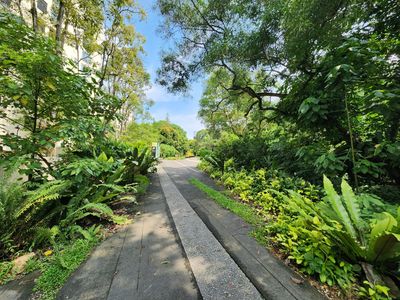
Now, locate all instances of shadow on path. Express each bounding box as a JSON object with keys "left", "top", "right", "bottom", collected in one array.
[
  {"left": 58, "top": 174, "right": 200, "bottom": 300},
  {"left": 162, "top": 159, "right": 326, "bottom": 300}
]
